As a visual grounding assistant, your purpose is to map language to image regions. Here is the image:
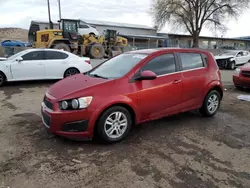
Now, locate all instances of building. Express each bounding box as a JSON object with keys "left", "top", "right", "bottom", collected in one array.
[
  {"left": 158, "top": 33, "right": 250, "bottom": 50},
  {"left": 83, "top": 19, "right": 166, "bottom": 49},
  {"left": 83, "top": 19, "right": 157, "bottom": 36}
]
